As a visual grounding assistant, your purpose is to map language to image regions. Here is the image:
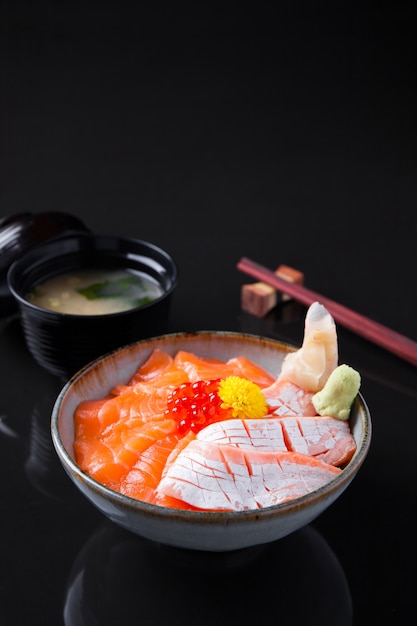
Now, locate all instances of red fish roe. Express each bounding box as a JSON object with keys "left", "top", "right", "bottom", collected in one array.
[{"left": 165, "top": 379, "right": 232, "bottom": 434}]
